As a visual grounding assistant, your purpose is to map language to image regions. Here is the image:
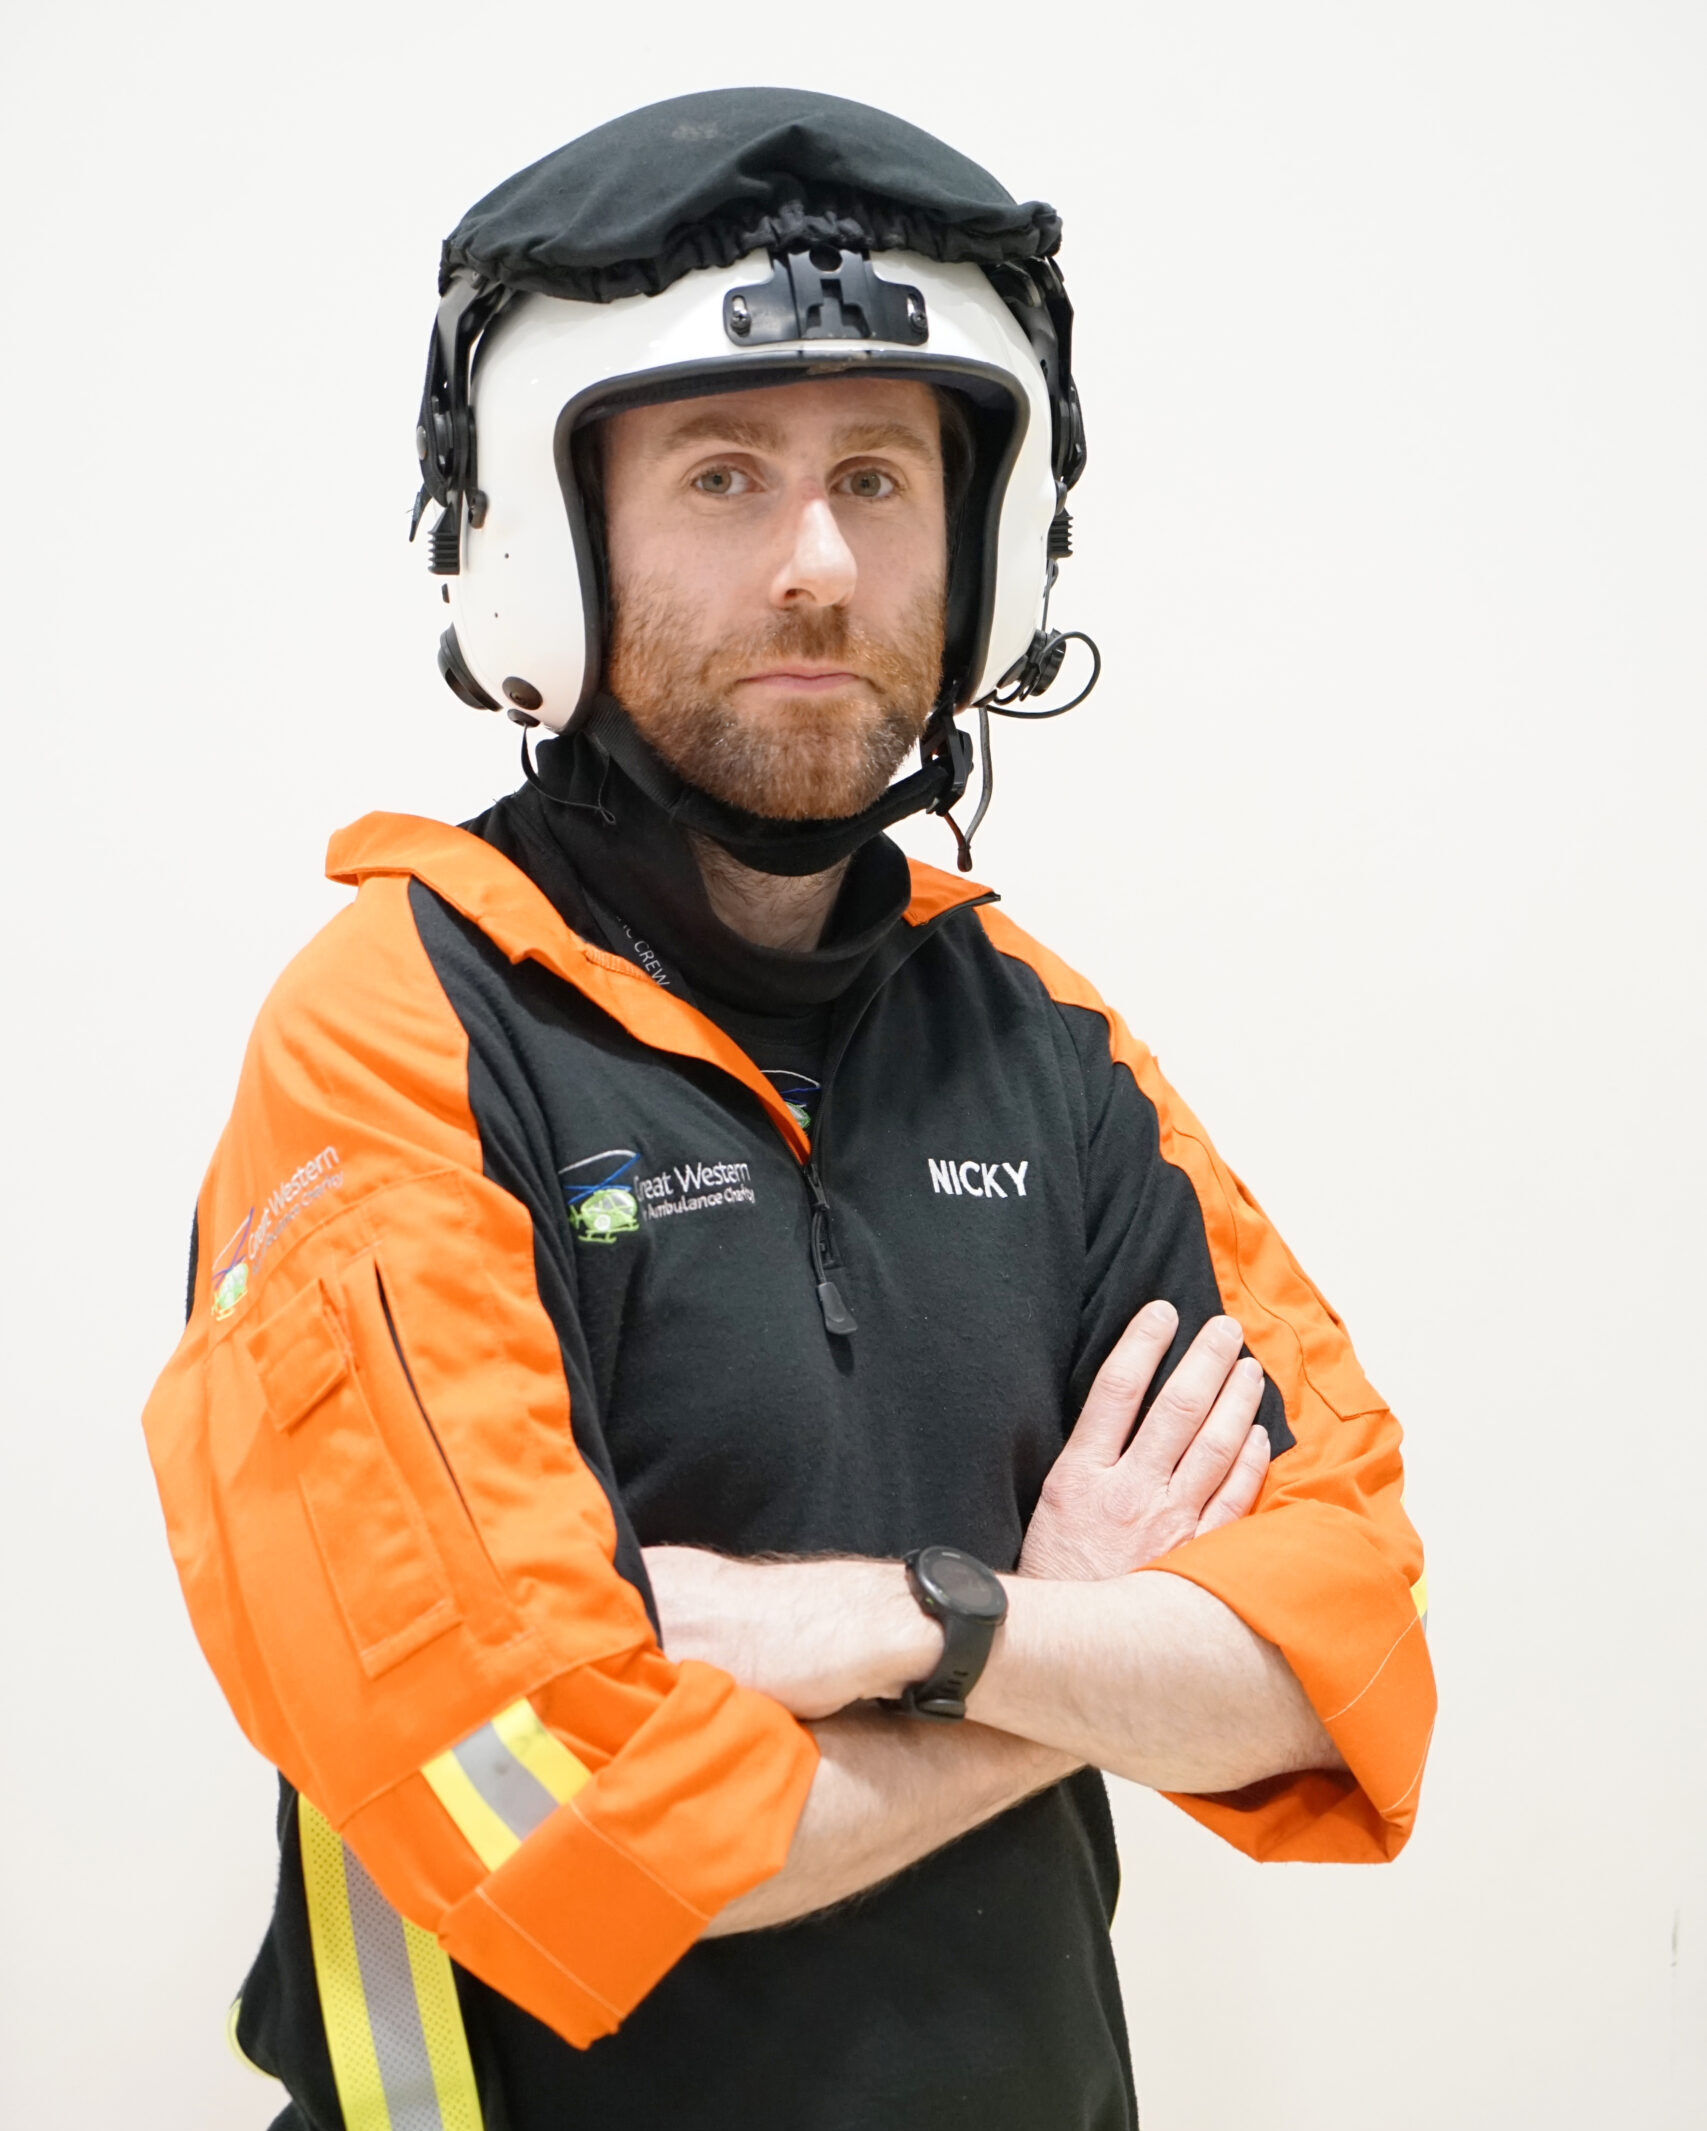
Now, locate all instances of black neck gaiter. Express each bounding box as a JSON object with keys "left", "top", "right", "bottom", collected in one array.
[{"left": 470, "top": 706, "right": 914, "bottom": 1019}]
